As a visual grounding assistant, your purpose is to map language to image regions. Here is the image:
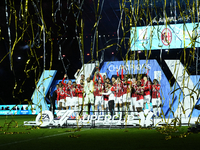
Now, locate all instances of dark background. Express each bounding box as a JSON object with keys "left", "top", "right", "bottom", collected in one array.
[{"left": 0, "top": 0, "right": 199, "bottom": 104}]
